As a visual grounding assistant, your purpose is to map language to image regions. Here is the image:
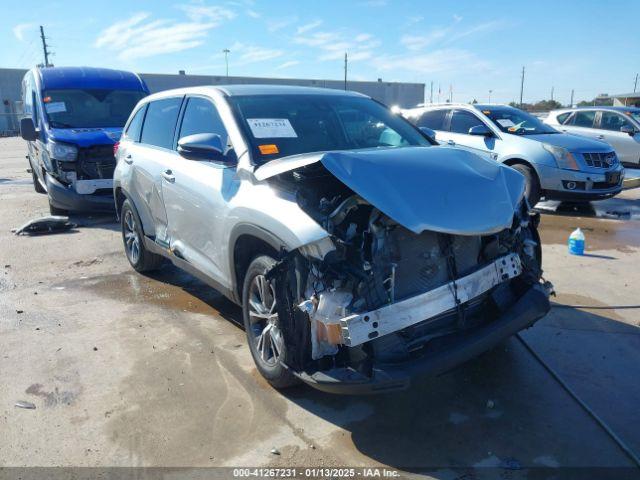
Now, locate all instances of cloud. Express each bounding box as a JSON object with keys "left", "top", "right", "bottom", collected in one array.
[
  {"left": 267, "top": 16, "right": 298, "bottom": 32},
  {"left": 296, "top": 20, "right": 322, "bottom": 34},
  {"left": 13, "top": 23, "right": 35, "bottom": 41},
  {"left": 230, "top": 42, "right": 284, "bottom": 65},
  {"left": 359, "top": 0, "right": 387, "bottom": 6},
  {"left": 371, "top": 48, "right": 489, "bottom": 75},
  {"left": 274, "top": 60, "right": 300, "bottom": 70},
  {"left": 246, "top": 9, "right": 260, "bottom": 18},
  {"left": 293, "top": 29, "right": 379, "bottom": 63},
  {"left": 94, "top": 9, "right": 229, "bottom": 60},
  {"left": 400, "top": 19, "right": 504, "bottom": 52}
]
